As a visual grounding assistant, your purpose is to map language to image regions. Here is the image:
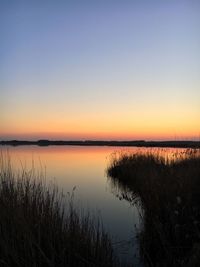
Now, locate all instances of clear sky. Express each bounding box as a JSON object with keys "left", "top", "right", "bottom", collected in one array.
[{"left": 1, "top": 0, "right": 200, "bottom": 140}]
